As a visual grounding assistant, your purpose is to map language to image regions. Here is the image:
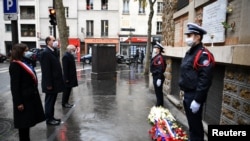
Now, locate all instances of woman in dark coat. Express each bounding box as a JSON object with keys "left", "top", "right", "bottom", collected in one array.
[
  {"left": 9, "top": 43, "right": 45, "bottom": 141},
  {"left": 61, "top": 45, "right": 78, "bottom": 108}
]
